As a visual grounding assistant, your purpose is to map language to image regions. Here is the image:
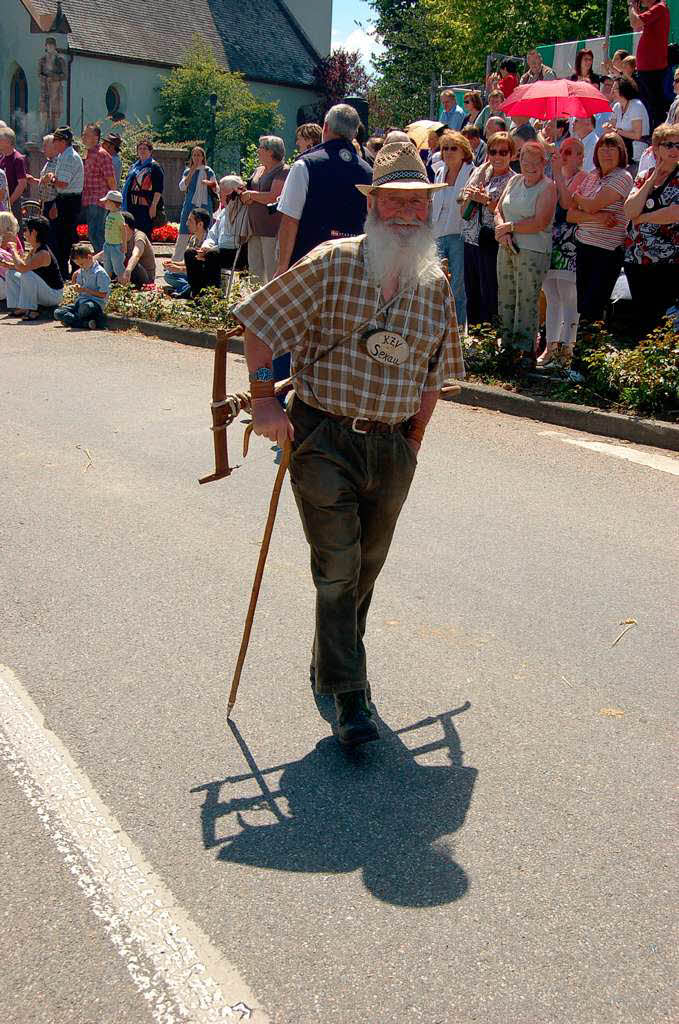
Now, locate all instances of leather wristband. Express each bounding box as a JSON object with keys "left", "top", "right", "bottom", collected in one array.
[
  {"left": 407, "top": 421, "right": 425, "bottom": 445},
  {"left": 250, "top": 381, "right": 275, "bottom": 400}
]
